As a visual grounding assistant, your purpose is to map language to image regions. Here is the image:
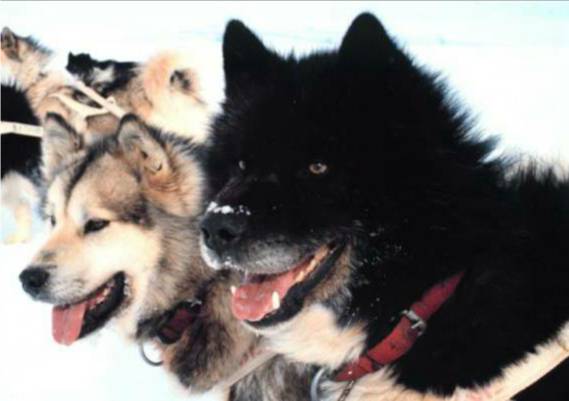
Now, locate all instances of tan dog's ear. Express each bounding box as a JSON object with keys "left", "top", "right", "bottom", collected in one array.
[
  {"left": 42, "top": 113, "right": 83, "bottom": 180},
  {"left": 117, "top": 115, "right": 203, "bottom": 216},
  {"left": 117, "top": 114, "right": 171, "bottom": 185},
  {"left": 1, "top": 27, "right": 20, "bottom": 60}
]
